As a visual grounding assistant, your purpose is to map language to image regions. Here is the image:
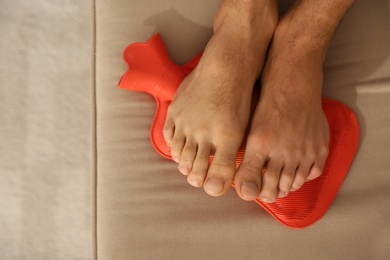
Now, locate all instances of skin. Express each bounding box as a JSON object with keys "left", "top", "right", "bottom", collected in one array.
[{"left": 163, "top": 0, "right": 355, "bottom": 203}]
